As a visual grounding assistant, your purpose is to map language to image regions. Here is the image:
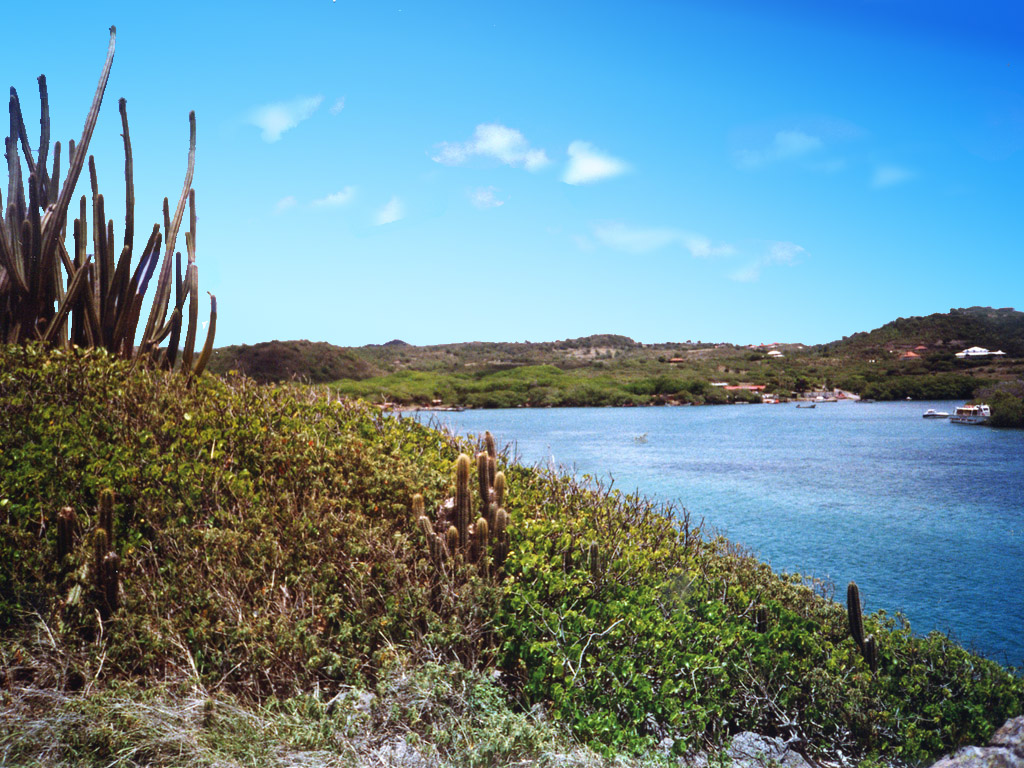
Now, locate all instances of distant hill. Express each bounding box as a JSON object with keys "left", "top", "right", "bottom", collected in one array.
[
  {"left": 207, "top": 340, "right": 381, "bottom": 384},
  {"left": 822, "top": 307, "right": 1024, "bottom": 357}
]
